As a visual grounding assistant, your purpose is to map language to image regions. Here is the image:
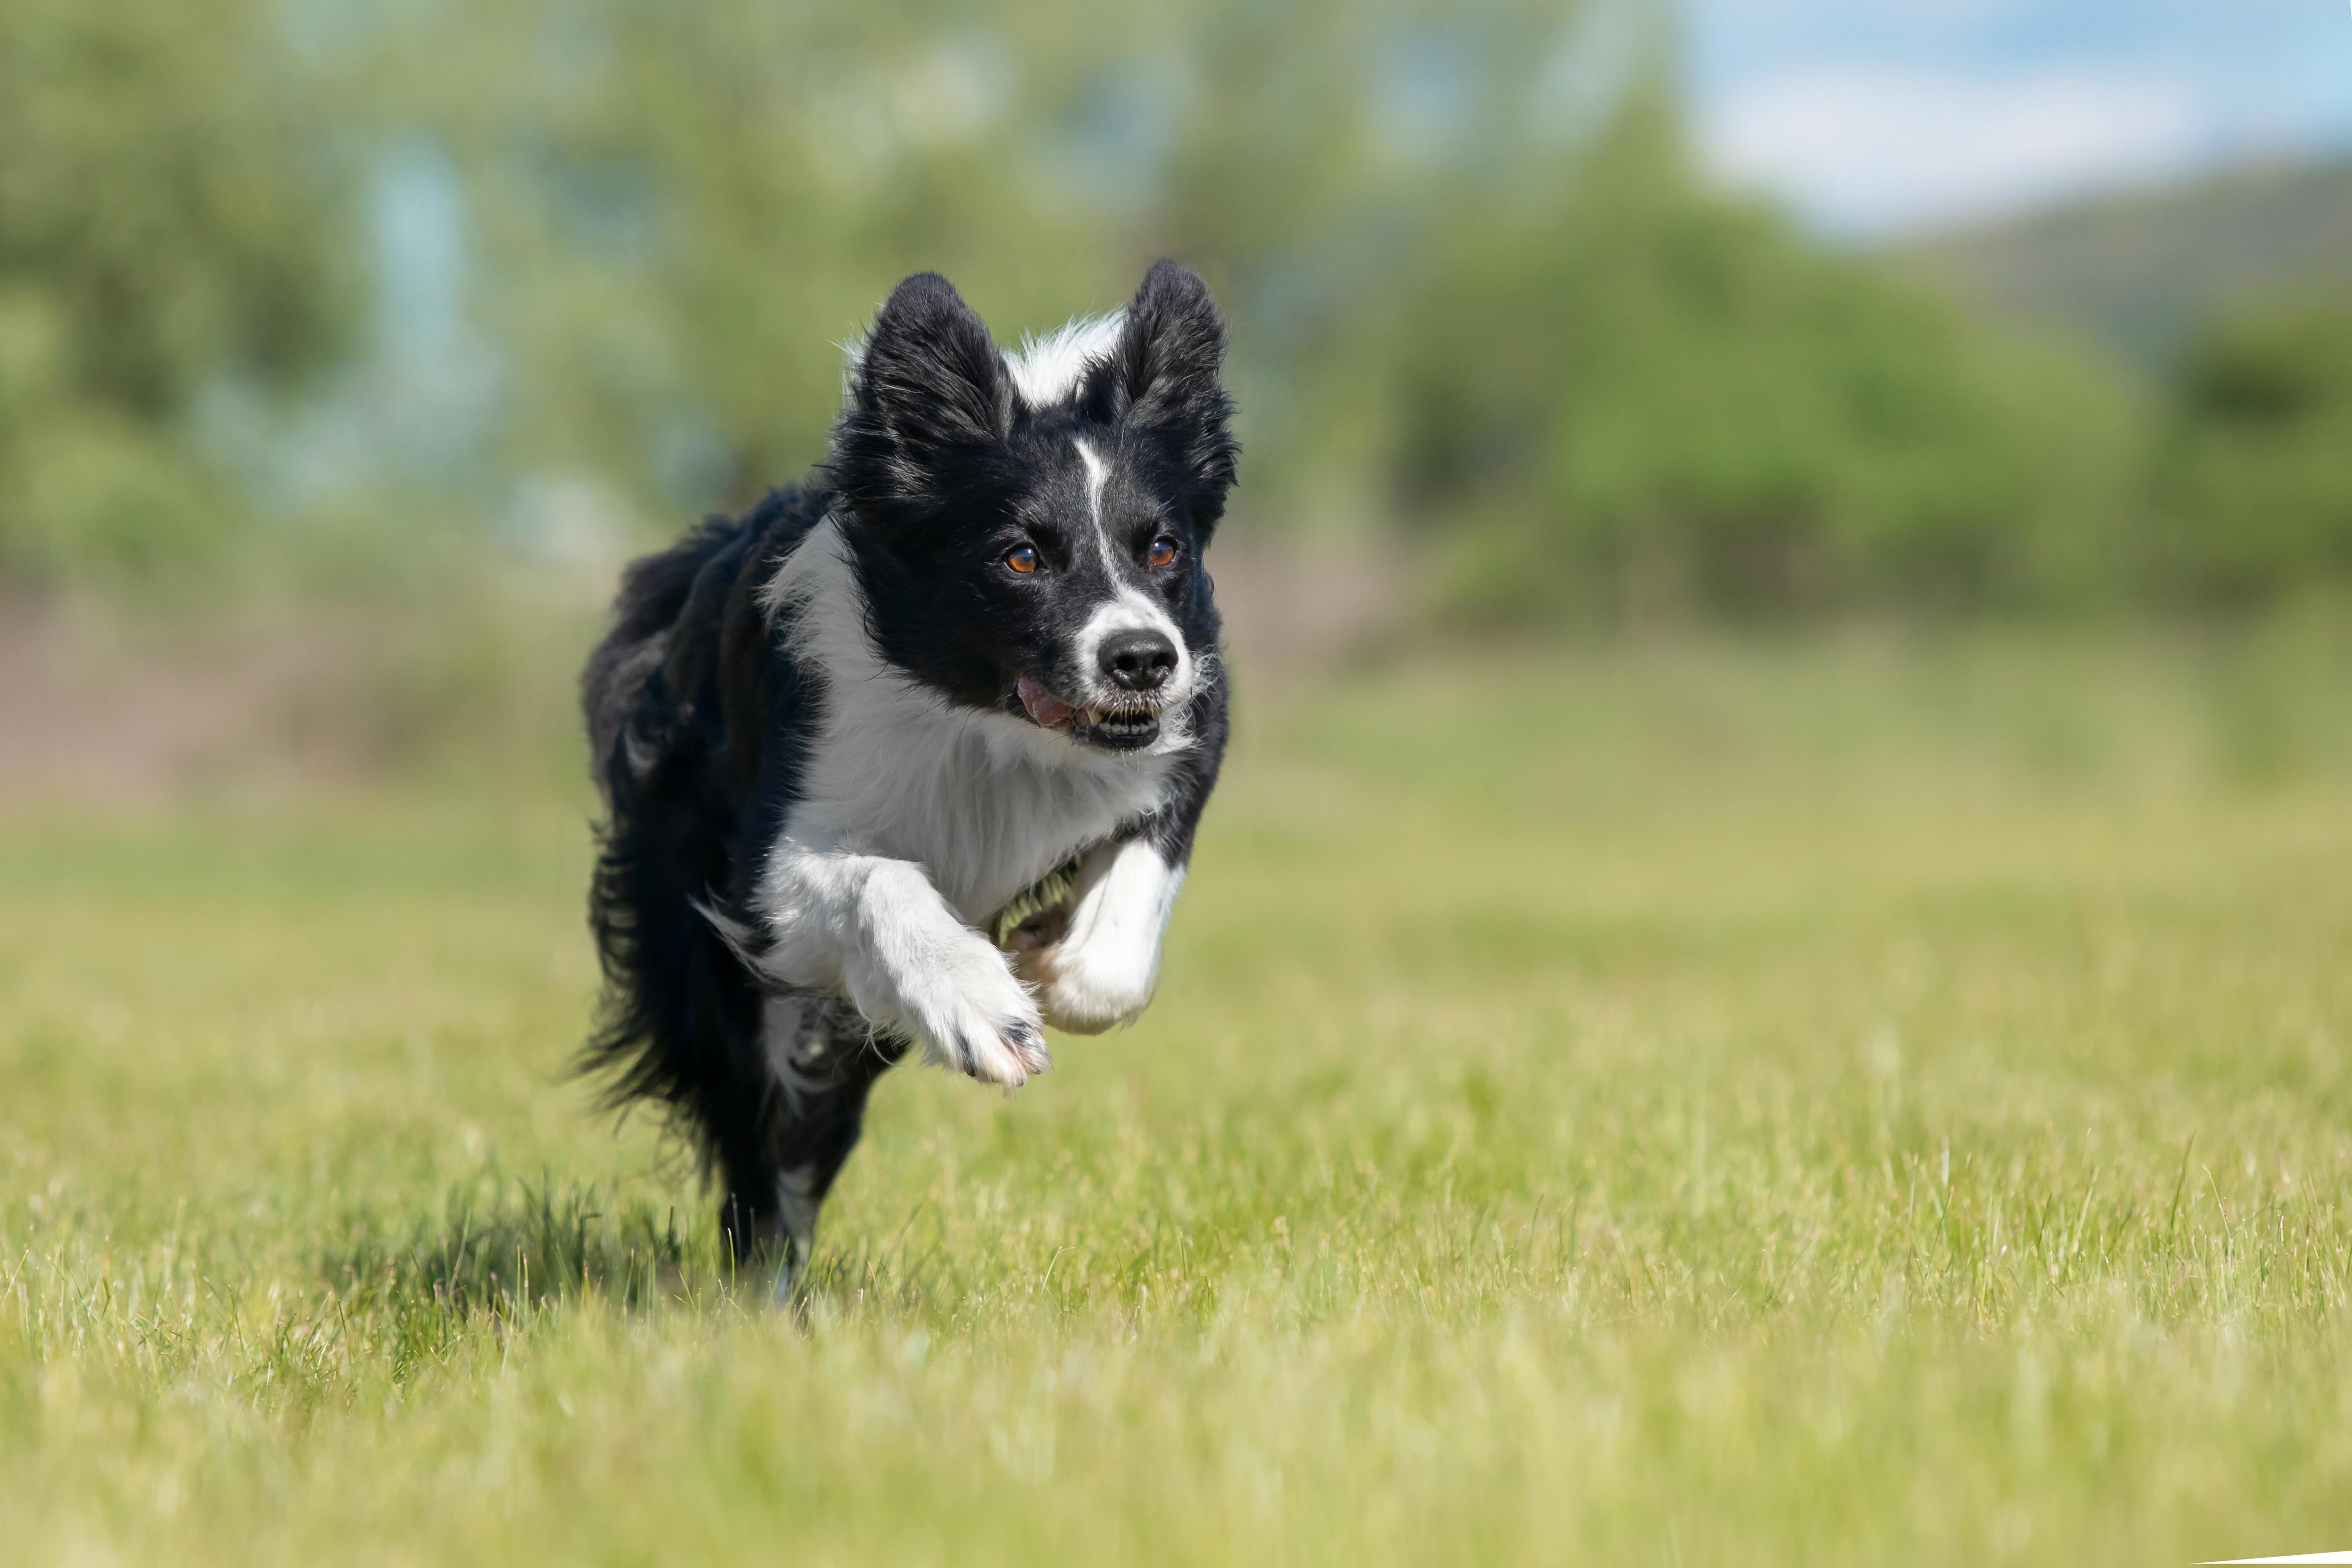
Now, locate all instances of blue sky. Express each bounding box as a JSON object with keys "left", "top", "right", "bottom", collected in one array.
[{"left": 1680, "top": 0, "right": 2352, "bottom": 237}]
